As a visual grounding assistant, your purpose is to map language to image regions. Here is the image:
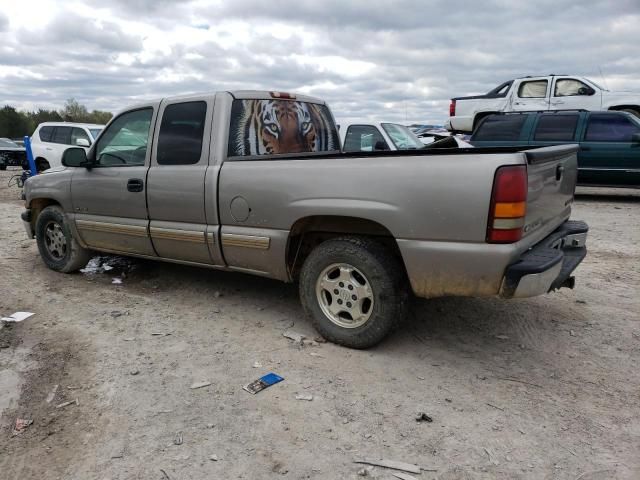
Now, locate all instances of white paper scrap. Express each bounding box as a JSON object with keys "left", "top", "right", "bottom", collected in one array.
[{"left": 1, "top": 312, "right": 35, "bottom": 322}]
